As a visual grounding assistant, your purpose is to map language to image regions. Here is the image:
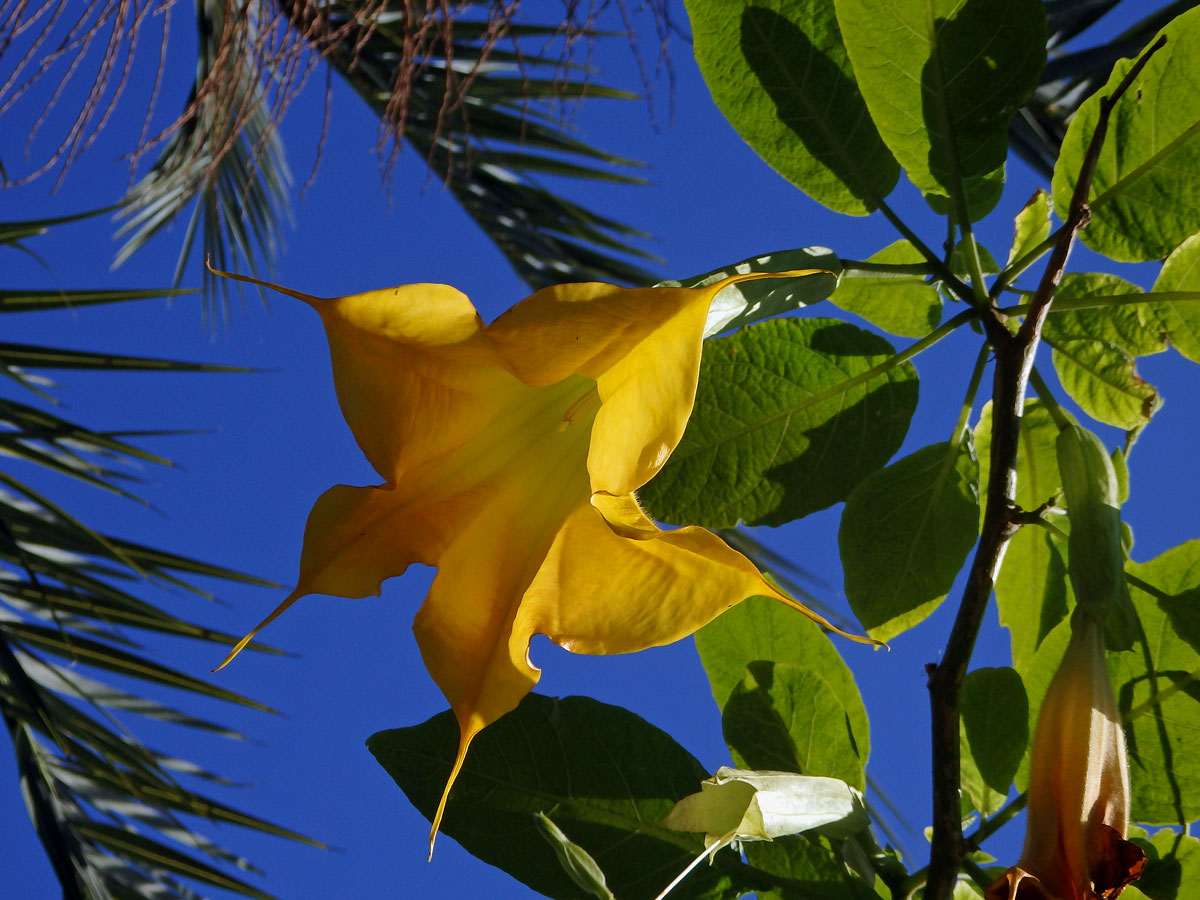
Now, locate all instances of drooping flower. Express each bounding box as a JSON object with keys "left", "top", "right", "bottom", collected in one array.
[
  {"left": 210, "top": 265, "right": 874, "bottom": 852},
  {"left": 663, "top": 767, "right": 868, "bottom": 851},
  {"left": 657, "top": 767, "right": 868, "bottom": 900},
  {"left": 986, "top": 615, "right": 1144, "bottom": 900}
]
